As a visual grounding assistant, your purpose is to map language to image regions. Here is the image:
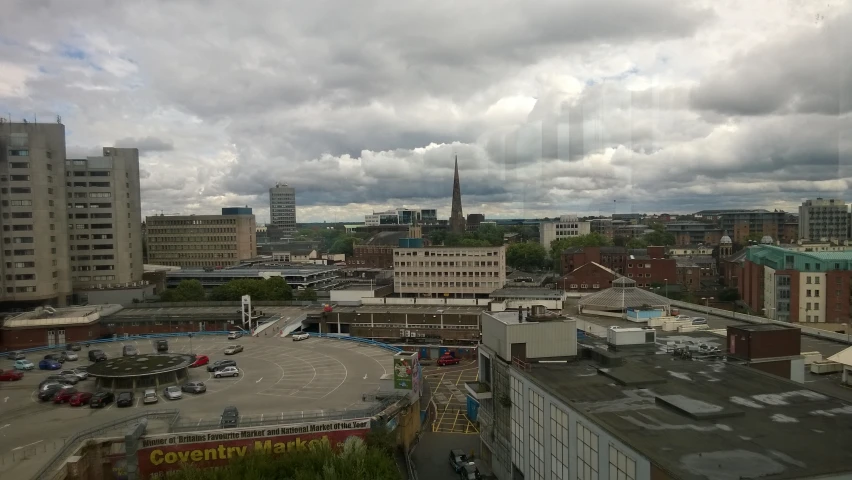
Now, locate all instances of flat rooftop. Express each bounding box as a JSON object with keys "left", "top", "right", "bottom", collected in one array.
[
  {"left": 731, "top": 324, "right": 798, "bottom": 332},
  {"left": 490, "top": 288, "right": 564, "bottom": 299},
  {"left": 525, "top": 354, "right": 852, "bottom": 480},
  {"left": 487, "top": 310, "right": 574, "bottom": 325},
  {"left": 167, "top": 266, "right": 339, "bottom": 277},
  {"left": 324, "top": 305, "right": 484, "bottom": 315},
  {"left": 332, "top": 283, "right": 384, "bottom": 291}
]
